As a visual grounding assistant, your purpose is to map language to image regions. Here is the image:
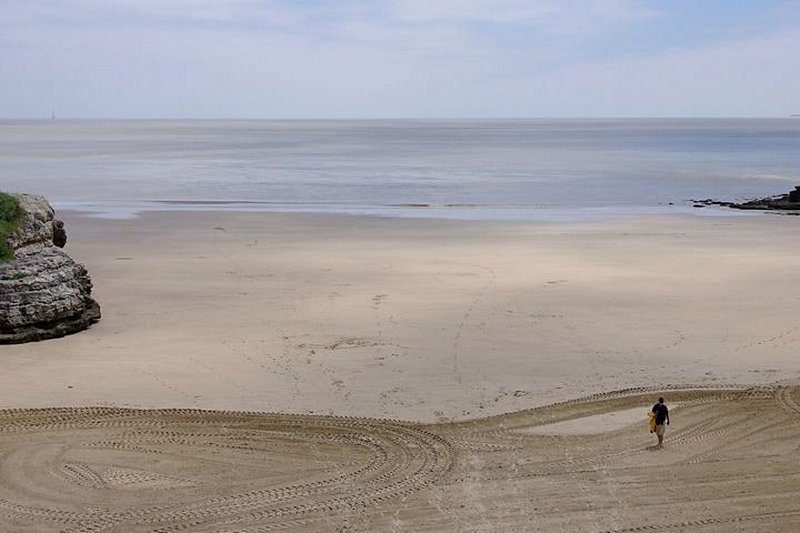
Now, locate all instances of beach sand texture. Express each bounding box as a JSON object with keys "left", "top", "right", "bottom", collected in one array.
[
  {"left": 1, "top": 387, "right": 799, "bottom": 531},
  {"left": 1, "top": 211, "right": 800, "bottom": 531}
]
